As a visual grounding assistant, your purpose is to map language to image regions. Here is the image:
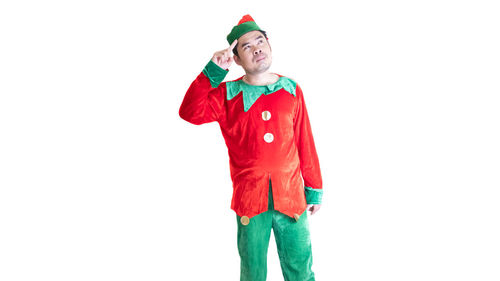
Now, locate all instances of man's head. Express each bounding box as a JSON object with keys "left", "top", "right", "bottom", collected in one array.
[
  {"left": 227, "top": 15, "right": 272, "bottom": 75},
  {"left": 232, "top": 30, "right": 272, "bottom": 75}
]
